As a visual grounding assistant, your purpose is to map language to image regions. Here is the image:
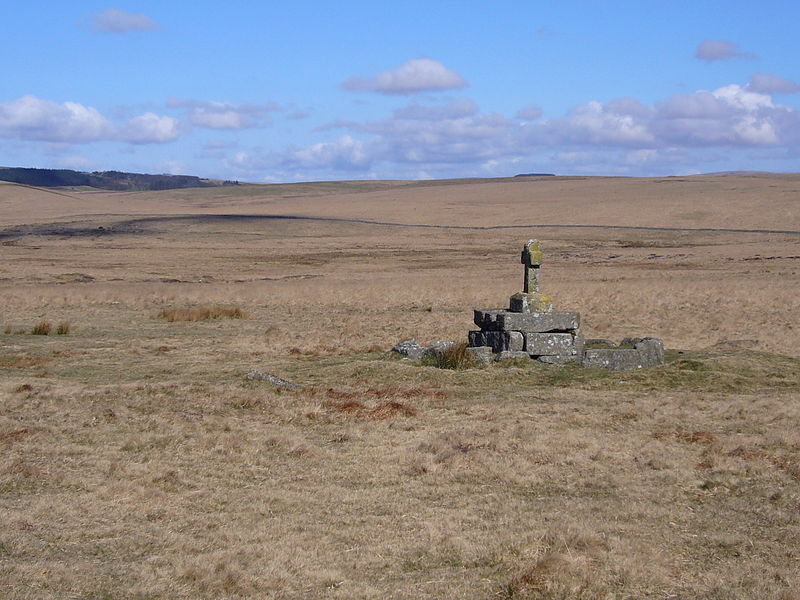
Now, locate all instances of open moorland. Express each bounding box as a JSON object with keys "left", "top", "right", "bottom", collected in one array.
[{"left": 1, "top": 173, "right": 799, "bottom": 599}]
